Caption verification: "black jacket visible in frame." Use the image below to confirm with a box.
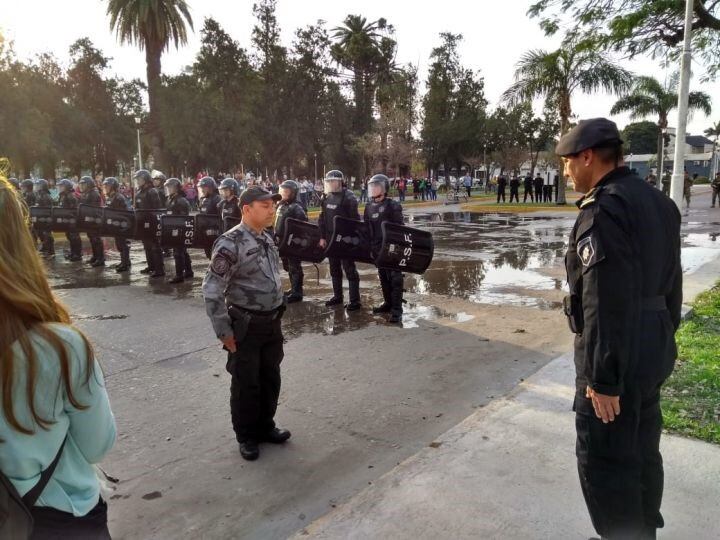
[167,193,191,216]
[105,192,130,211]
[58,192,79,209]
[274,200,308,241]
[80,189,102,207]
[199,193,222,215]
[34,192,54,207]
[509,178,520,190]
[363,196,403,251]
[318,189,360,239]
[22,191,37,207]
[565,166,682,396]
[218,197,241,222]
[135,187,162,210]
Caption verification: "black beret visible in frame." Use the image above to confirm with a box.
[556,118,623,157]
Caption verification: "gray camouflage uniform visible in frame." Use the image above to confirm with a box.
[202,222,284,338]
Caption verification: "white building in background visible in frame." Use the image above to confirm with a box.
[624,128,718,179]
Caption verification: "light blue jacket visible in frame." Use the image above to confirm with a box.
[0,323,116,516]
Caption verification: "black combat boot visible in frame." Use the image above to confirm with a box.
[115,263,131,273]
[325,275,344,306]
[346,279,361,311]
[259,427,291,444]
[286,273,303,303]
[238,440,260,461]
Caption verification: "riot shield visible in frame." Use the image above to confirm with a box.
[134,210,162,242]
[278,218,325,263]
[374,222,434,274]
[160,215,195,248]
[76,204,104,234]
[103,207,136,238]
[29,207,53,230]
[222,216,241,232]
[324,216,373,264]
[193,213,222,249]
[50,208,78,232]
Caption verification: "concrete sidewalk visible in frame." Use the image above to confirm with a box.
[294,245,720,539]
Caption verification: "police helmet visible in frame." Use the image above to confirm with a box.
[198,176,217,191]
[165,177,182,196]
[368,174,390,199]
[57,178,74,193]
[78,176,95,192]
[102,177,120,192]
[279,179,299,201]
[21,179,34,191]
[219,178,240,197]
[324,169,344,193]
[134,169,152,188]
[8,177,19,190]
[151,170,167,183]
[33,179,49,192]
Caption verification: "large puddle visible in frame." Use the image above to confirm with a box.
[46,213,720,329]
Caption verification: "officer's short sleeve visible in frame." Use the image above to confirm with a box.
[202,236,239,338]
[580,200,637,396]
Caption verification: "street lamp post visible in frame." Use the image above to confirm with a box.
[135,117,142,170]
[314,152,318,182]
[657,128,667,190]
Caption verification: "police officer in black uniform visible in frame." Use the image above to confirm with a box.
[317,170,362,311]
[509,175,520,203]
[102,177,132,273]
[533,173,544,202]
[134,169,165,278]
[152,170,167,209]
[218,178,242,231]
[558,118,682,540]
[496,175,507,203]
[78,176,105,267]
[33,179,55,258]
[198,176,222,258]
[274,180,308,303]
[56,179,83,262]
[523,173,534,202]
[20,179,38,245]
[165,177,194,284]
[364,174,405,323]
[202,186,289,461]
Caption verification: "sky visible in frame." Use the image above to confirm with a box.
[1,0,718,137]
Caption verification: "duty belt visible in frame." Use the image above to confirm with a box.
[641,296,667,311]
[228,304,284,324]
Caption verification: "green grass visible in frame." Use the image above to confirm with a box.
[662,283,720,444]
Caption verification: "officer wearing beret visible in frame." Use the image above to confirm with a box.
[558,118,683,539]
[202,186,291,461]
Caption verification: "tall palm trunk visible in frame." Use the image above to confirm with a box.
[145,41,164,168]
[556,92,572,205]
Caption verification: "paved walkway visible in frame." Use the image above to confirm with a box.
[294,198,720,540]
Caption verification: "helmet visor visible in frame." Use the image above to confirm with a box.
[369,183,385,199]
[279,187,294,200]
[324,179,341,193]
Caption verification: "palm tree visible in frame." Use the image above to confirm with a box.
[331,15,384,137]
[106,0,193,167]
[611,75,711,188]
[502,42,632,203]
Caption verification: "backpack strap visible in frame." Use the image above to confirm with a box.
[21,436,67,508]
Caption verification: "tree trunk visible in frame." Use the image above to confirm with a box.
[145,42,164,169]
[556,92,572,205]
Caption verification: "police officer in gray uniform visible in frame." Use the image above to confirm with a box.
[202,186,291,461]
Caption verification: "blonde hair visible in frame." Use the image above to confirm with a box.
[0,169,94,434]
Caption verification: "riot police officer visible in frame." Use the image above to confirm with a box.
[523,173,534,203]
[134,169,165,278]
[33,179,55,258]
[509,175,520,203]
[317,170,361,311]
[274,180,308,303]
[102,177,132,273]
[56,179,83,262]
[165,177,194,284]
[558,118,682,539]
[8,177,19,191]
[20,179,38,245]
[202,186,290,461]
[218,178,242,231]
[496,175,507,203]
[152,170,167,208]
[78,176,105,267]
[198,176,222,258]
[364,174,405,323]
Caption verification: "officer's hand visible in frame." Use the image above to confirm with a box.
[318,238,327,249]
[587,386,620,423]
[221,335,237,353]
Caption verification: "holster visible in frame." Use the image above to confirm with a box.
[563,294,584,334]
[228,305,252,344]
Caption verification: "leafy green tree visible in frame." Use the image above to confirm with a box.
[622,121,664,155]
[528,1,720,79]
[611,75,711,185]
[106,0,194,167]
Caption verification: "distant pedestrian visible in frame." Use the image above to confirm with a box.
[711,172,720,208]
[397,177,406,202]
[683,171,693,209]
[430,177,438,200]
[462,173,472,198]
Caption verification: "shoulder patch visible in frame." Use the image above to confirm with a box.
[577,236,596,267]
